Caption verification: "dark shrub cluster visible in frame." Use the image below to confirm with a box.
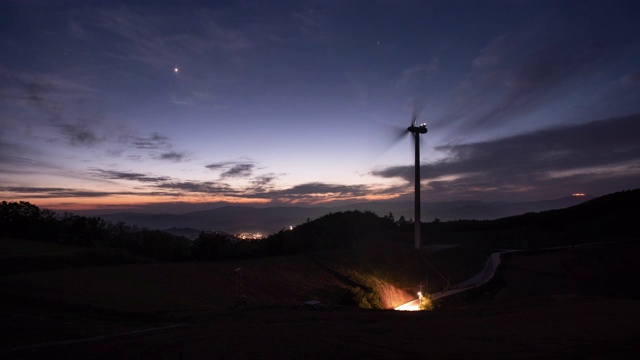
[0,201,191,261]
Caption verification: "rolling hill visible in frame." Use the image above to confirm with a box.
[95,195,592,234]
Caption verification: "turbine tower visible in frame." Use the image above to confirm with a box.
[407,116,427,250]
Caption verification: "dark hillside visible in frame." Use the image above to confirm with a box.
[264,211,400,253]
[423,189,640,248]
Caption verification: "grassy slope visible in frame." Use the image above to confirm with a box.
[3,239,640,353]
[1,232,496,350]
[0,239,347,349]
[0,216,517,318]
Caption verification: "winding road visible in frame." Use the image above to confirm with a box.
[395,250,513,310]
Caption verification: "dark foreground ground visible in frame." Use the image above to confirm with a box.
[5,297,639,359]
[3,242,640,359]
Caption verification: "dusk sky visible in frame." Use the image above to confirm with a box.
[1,0,639,212]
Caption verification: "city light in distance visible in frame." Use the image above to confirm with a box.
[235,225,295,240]
[235,232,264,240]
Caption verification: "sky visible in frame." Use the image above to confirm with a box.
[1,0,639,213]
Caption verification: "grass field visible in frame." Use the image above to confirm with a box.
[2,237,640,358]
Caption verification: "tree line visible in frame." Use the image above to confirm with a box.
[1,201,194,261]
[0,202,408,262]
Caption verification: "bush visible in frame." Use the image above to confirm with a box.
[352,287,382,309]
[419,293,435,311]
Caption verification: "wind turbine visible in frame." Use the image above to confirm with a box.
[402,106,428,250]
[379,101,428,249]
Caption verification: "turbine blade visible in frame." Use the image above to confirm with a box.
[365,121,409,161]
[396,127,410,143]
[388,125,410,149]
[385,119,409,142]
[412,97,427,125]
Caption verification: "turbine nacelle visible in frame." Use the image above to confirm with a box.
[408,123,428,134]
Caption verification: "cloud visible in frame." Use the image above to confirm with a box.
[0,69,106,148]
[68,20,87,39]
[290,7,332,43]
[437,21,638,136]
[129,132,170,150]
[22,81,62,119]
[91,169,170,183]
[206,161,255,178]
[223,163,254,178]
[197,15,253,50]
[155,151,187,162]
[256,182,371,203]
[0,187,144,198]
[400,59,440,78]
[396,58,440,102]
[111,131,188,163]
[0,70,99,152]
[4,178,236,200]
[0,138,49,170]
[155,180,235,195]
[1,69,96,117]
[249,174,278,192]
[372,114,640,200]
[56,122,102,146]
[83,5,262,109]
[472,35,506,68]
[95,6,253,73]
[88,168,250,197]
[472,41,608,127]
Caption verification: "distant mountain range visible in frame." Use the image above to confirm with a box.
[96,195,592,235]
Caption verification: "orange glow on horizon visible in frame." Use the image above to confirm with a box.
[3,186,408,211]
[6,195,272,211]
[277,192,404,206]
[572,193,586,197]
